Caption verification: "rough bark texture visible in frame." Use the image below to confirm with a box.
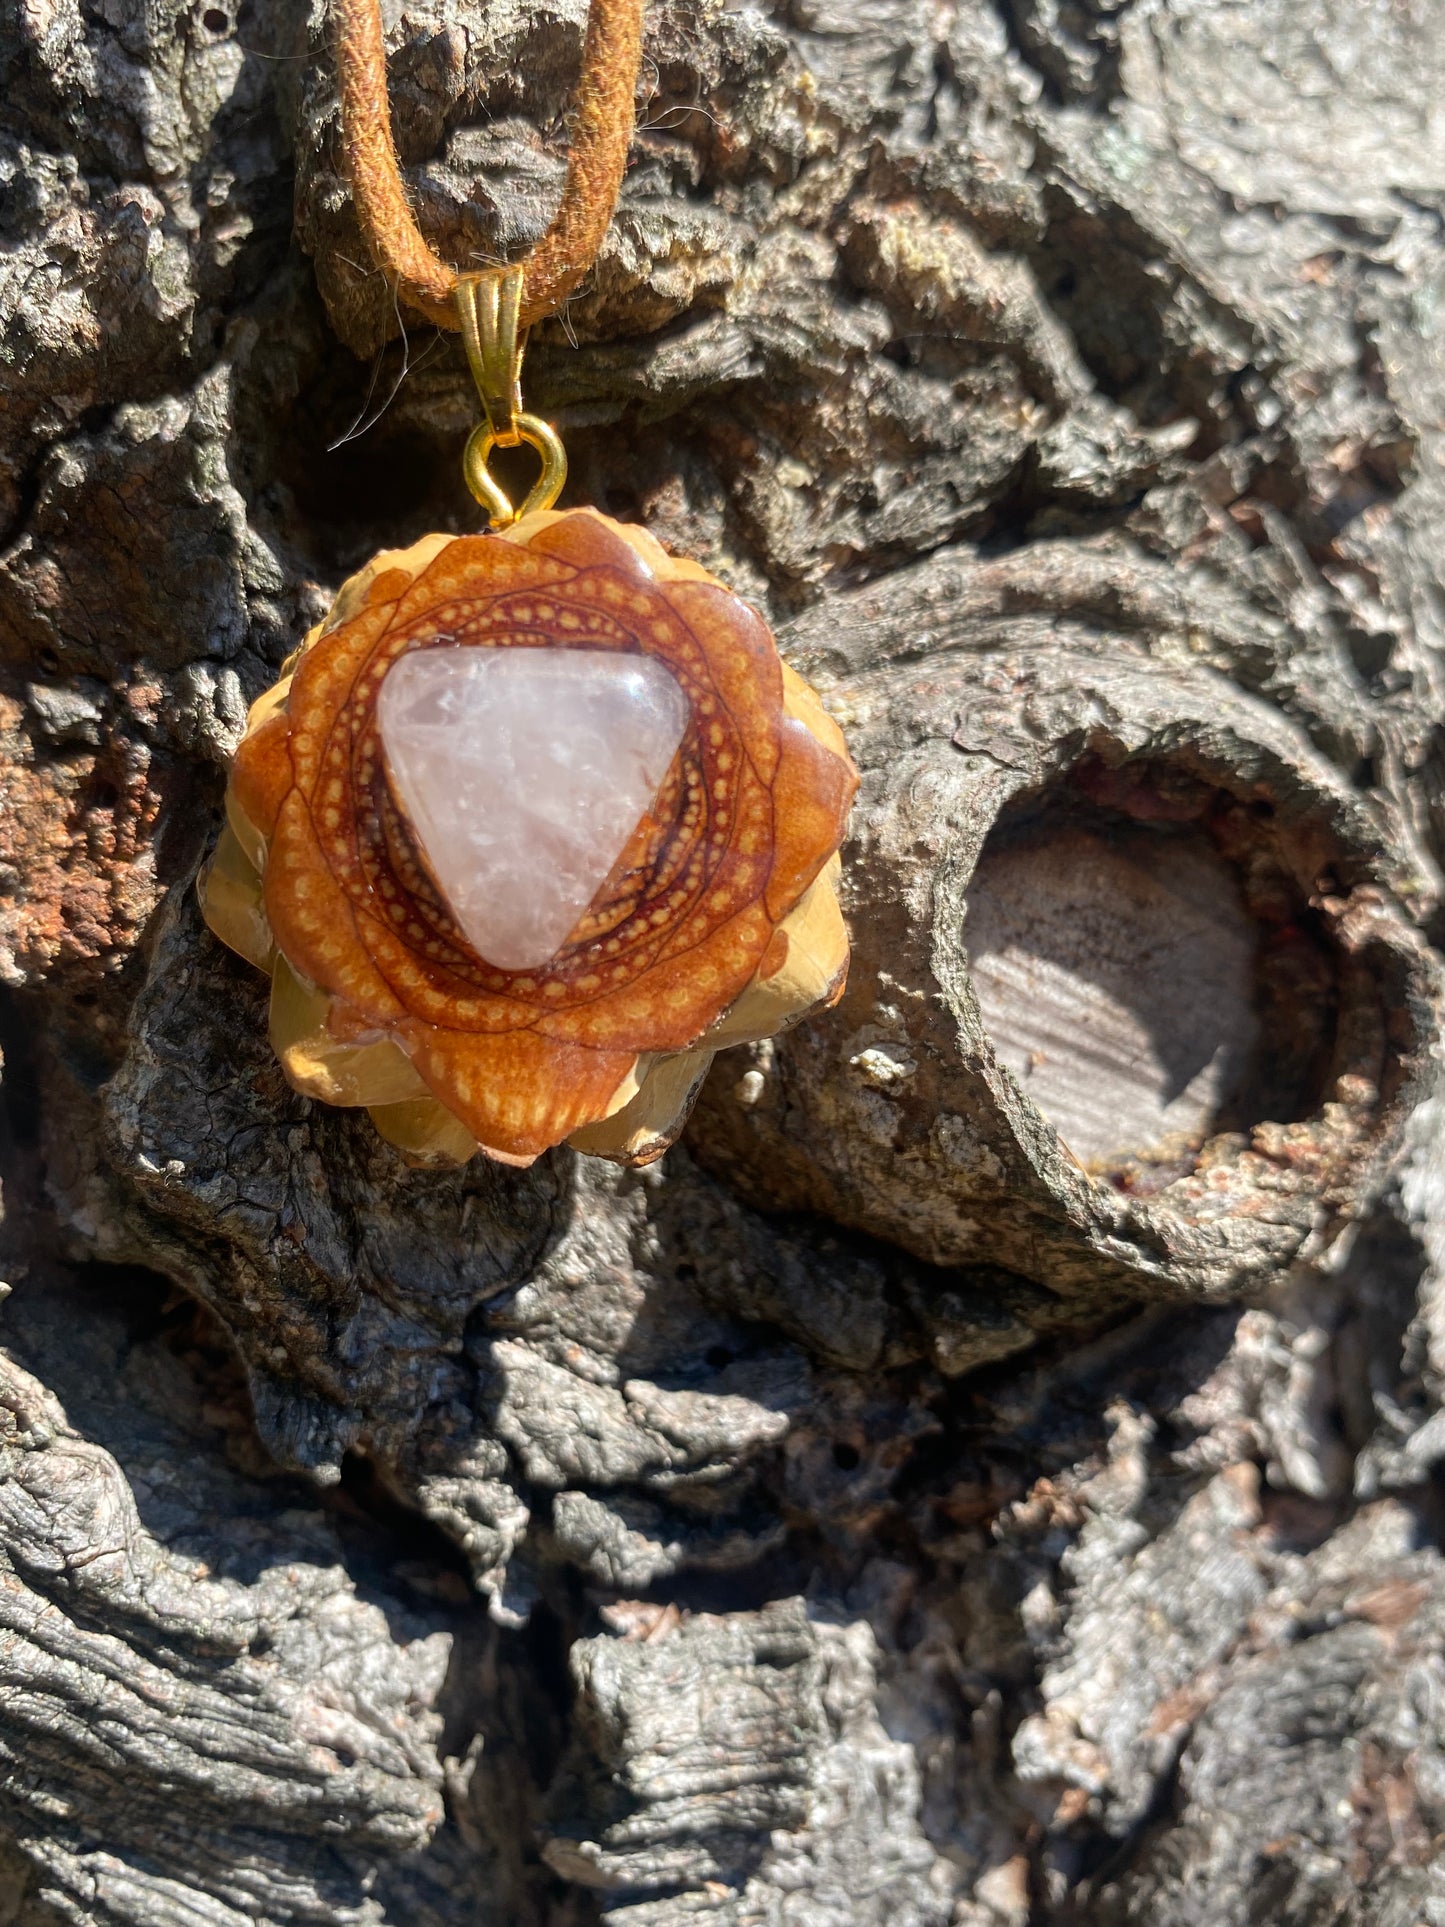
[4,0,1445,1921]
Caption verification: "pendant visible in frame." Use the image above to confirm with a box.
[199,269,858,1168]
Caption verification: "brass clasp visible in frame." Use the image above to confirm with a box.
[454,265,567,527]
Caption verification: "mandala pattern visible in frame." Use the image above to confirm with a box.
[201,508,858,1166]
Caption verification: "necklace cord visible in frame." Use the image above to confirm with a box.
[333,0,645,330]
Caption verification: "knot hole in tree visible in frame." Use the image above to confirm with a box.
[962,753,1340,1190]
[689,665,1438,1308]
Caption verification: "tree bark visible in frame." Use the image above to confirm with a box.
[4,0,1445,1921]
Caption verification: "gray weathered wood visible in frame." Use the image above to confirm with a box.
[4,0,1445,1920]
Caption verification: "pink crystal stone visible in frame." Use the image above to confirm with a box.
[377,645,690,972]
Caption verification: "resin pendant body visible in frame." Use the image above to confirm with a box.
[201,509,858,1168]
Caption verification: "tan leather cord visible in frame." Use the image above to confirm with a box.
[333,0,645,329]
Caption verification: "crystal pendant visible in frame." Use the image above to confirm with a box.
[377,645,689,971]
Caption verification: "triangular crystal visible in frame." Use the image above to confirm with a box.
[377,646,689,971]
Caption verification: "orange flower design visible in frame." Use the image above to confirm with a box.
[200,509,857,1166]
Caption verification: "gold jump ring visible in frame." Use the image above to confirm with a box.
[462,412,568,528]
